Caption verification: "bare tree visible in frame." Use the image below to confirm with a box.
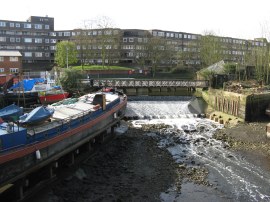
[72,16,121,68]
[199,31,223,68]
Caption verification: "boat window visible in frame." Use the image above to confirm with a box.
[0,138,2,151]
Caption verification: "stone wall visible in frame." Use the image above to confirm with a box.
[201,89,270,122]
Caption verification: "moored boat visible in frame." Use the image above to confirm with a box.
[5,78,69,106]
[0,104,23,121]
[19,106,54,125]
[38,91,70,105]
[0,90,127,197]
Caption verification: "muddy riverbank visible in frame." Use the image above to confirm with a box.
[214,121,270,171]
[27,119,270,202]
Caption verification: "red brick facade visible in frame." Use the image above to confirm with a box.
[0,51,22,85]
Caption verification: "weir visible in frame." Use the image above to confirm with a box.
[126,96,270,201]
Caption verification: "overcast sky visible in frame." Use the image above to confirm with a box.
[1,0,270,40]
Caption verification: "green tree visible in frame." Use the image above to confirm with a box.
[59,69,84,92]
[55,41,78,68]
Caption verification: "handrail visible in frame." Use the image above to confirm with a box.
[80,79,209,88]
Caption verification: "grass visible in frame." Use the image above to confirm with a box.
[72,65,133,71]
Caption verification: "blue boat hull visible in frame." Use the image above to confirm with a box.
[0,94,127,189]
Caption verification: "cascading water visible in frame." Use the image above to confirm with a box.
[126,96,270,202]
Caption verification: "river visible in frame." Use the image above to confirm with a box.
[25,96,270,202]
[126,96,270,202]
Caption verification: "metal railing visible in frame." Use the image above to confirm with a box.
[81,79,209,88]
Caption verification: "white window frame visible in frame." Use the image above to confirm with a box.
[24,38,32,43]
[35,38,42,43]
[35,52,42,57]
[0,68,4,72]
[0,37,6,42]
[24,23,31,28]
[10,56,18,62]
[0,22,6,27]
[64,32,70,36]
[10,68,19,73]
[35,24,42,29]
[24,52,32,57]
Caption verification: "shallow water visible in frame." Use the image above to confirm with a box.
[126,97,270,202]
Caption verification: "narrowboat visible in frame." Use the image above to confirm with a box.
[0,90,127,197]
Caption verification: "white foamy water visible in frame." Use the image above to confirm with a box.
[126,98,270,202]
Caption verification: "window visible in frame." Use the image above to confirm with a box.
[24,38,32,43]
[64,32,70,36]
[10,23,14,27]
[50,46,56,50]
[45,52,50,57]
[10,57,18,62]
[35,38,42,43]
[45,25,49,29]
[24,52,32,57]
[0,37,6,42]
[10,38,15,42]
[129,38,134,42]
[24,23,31,28]
[16,46,23,49]
[0,57,3,61]
[123,38,127,42]
[50,39,56,43]
[16,38,20,42]
[35,52,42,57]
[0,68,4,72]
[104,30,112,35]
[50,32,56,36]
[158,32,164,37]
[0,22,6,27]
[10,68,19,73]
[45,39,49,43]
[35,24,42,29]
[16,23,20,28]
[6,31,15,35]
[58,32,63,36]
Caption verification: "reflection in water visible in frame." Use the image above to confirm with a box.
[126,97,270,202]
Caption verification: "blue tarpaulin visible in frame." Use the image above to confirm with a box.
[9,78,45,91]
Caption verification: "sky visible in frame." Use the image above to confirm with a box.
[1,0,270,40]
